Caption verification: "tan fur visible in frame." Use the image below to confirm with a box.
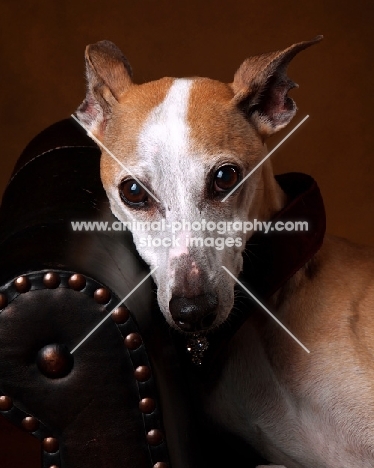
[100,78,174,192]
[204,236,374,467]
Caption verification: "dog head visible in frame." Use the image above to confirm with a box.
[76,36,322,333]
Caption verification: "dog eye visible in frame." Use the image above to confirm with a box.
[214,165,239,192]
[119,179,148,206]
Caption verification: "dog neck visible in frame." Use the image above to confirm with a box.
[253,159,289,222]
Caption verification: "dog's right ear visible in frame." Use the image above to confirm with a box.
[76,40,133,137]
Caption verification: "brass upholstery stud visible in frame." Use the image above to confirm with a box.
[146,429,164,446]
[0,396,12,411]
[43,272,60,289]
[0,293,7,309]
[43,437,59,453]
[111,305,130,324]
[22,416,39,432]
[124,333,142,350]
[14,276,31,293]
[68,274,86,291]
[139,398,156,414]
[134,366,151,382]
[37,344,74,379]
[93,287,111,304]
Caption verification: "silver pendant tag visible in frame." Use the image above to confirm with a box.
[186,333,209,365]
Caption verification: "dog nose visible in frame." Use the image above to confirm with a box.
[169,294,218,332]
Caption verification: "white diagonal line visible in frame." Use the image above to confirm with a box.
[222,266,310,353]
[70,266,158,354]
[71,114,160,203]
[221,115,309,202]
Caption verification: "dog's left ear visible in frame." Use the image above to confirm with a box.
[231,36,323,138]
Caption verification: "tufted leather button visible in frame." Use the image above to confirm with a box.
[68,273,86,290]
[22,416,39,432]
[0,396,12,411]
[153,463,168,468]
[49,465,60,468]
[37,344,73,378]
[43,272,60,289]
[124,332,142,350]
[0,293,7,309]
[43,437,59,453]
[14,276,31,293]
[111,305,130,324]
[146,429,164,446]
[93,287,111,304]
[134,365,151,382]
[139,398,156,414]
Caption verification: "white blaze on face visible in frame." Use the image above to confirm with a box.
[136,79,204,224]
[168,229,189,260]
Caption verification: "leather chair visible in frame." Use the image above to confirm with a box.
[0,119,270,468]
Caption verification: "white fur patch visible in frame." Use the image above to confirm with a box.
[137,78,199,218]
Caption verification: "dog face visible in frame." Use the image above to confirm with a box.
[99,77,265,332]
[76,37,322,333]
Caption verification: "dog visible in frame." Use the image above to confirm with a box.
[75,37,374,467]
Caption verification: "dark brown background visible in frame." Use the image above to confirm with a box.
[0,0,373,466]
